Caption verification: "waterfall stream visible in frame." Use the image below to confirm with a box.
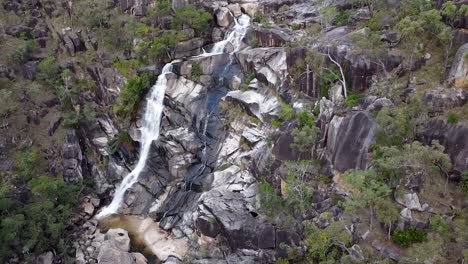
[97,13,251,219]
[96,63,175,219]
[206,14,250,55]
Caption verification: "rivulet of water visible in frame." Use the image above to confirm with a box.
[208,14,251,55]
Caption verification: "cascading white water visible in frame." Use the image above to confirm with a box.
[97,13,251,219]
[208,14,251,55]
[96,63,175,219]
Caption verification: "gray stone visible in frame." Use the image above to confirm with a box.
[257,224,275,249]
[237,48,288,92]
[216,7,234,28]
[227,4,242,17]
[326,111,376,172]
[422,88,467,113]
[174,38,204,58]
[104,228,131,252]
[448,43,468,88]
[347,244,364,261]
[372,240,400,261]
[328,82,344,104]
[223,90,280,121]
[36,251,53,264]
[395,192,423,211]
[421,120,468,174]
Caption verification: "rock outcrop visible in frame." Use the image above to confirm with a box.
[448,42,468,88]
[325,111,376,172]
[421,120,468,174]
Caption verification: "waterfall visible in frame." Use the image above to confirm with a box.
[96,62,175,219]
[97,13,251,219]
[206,14,251,55]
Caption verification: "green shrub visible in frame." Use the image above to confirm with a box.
[250,37,259,48]
[0,176,80,261]
[113,59,142,79]
[278,4,289,13]
[62,104,95,128]
[279,104,295,121]
[275,259,289,264]
[271,119,282,127]
[0,89,16,116]
[291,125,320,154]
[297,111,315,128]
[191,63,202,80]
[131,22,151,36]
[335,9,355,26]
[114,72,157,122]
[8,39,39,66]
[62,111,80,128]
[148,0,172,19]
[15,148,40,182]
[392,228,427,247]
[172,5,212,34]
[245,73,256,84]
[318,67,339,98]
[258,181,283,217]
[318,175,333,184]
[291,23,301,30]
[462,171,468,195]
[345,91,363,107]
[313,104,320,116]
[108,131,132,154]
[149,31,188,61]
[37,56,61,87]
[447,112,459,124]
[368,12,387,31]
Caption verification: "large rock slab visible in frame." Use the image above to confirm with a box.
[421,120,468,174]
[237,47,288,92]
[448,42,468,88]
[250,24,294,47]
[326,111,376,172]
[97,228,144,264]
[223,90,280,121]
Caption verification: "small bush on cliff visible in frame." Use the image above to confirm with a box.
[279,104,295,121]
[291,125,320,156]
[113,59,142,79]
[172,5,212,34]
[258,181,284,217]
[345,91,363,107]
[303,221,352,262]
[148,31,188,61]
[297,111,315,128]
[291,23,301,30]
[392,228,427,247]
[8,39,39,66]
[108,131,133,154]
[191,63,202,81]
[16,147,40,182]
[0,89,16,117]
[461,171,468,195]
[114,72,156,124]
[37,56,61,87]
[148,0,172,20]
[447,112,459,124]
[335,9,355,26]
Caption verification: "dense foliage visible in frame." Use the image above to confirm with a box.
[114,72,157,123]
[1,148,81,261]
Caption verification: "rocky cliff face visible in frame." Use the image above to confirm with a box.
[1,0,468,263]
